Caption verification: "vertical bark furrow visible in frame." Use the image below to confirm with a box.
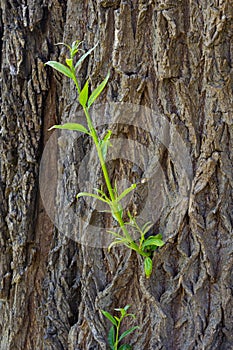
[0,1,66,349]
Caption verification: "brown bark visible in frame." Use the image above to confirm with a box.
[0,1,233,349]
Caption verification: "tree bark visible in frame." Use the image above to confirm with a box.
[0,1,233,349]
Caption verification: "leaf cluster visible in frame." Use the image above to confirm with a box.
[46,40,109,110]
[101,305,139,350]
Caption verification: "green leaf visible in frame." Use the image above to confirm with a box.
[48,123,90,135]
[55,42,71,50]
[77,192,109,203]
[108,238,129,251]
[124,305,131,312]
[101,310,117,326]
[144,257,153,279]
[100,130,112,161]
[87,71,110,108]
[119,326,139,342]
[125,313,136,319]
[45,61,73,79]
[103,129,112,142]
[118,345,132,350]
[114,305,131,317]
[75,43,98,69]
[71,40,83,57]
[142,237,165,249]
[116,184,136,203]
[141,222,153,234]
[93,187,110,201]
[101,140,110,161]
[107,326,115,350]
[72,40,80,49]
[65,58,73,68]
[79,80,89,107]
[106,230,125,240]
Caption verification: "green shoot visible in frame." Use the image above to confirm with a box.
[45,41,165,278]
[101,305,139,350]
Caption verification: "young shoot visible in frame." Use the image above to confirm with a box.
[45,40,165,278]
[101,305,139,350]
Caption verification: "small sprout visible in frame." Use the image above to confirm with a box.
[101,305,139,350]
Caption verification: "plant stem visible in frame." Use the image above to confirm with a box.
[114,318,121,350]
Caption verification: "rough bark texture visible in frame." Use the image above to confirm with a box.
[0,1,233,349]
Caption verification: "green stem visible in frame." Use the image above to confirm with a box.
[114,318,121,350]
[83,106,114,197]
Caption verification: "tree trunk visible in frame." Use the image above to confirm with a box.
[0,1,232,349]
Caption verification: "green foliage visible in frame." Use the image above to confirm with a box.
[144,257,153,279]
[45,61,73,79]
[101,305,138,350]
[48,122,90,135]
[100,130,112,161]
[108,326,115,349]
[46,41,165,278]
[75,42,98,69]
[87,71,110,109]
[79,79,89,107]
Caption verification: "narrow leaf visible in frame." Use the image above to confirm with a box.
[108,238,129,251]
[45,61,73,79]
[65,58,73,68]
[124,305,131,312]
[119,326,139,342]
[48,123,90,135]
[55,42,71,50]
[107,326,115,350]
[100,140,111,161]
[116,184,136,203]
[100,130,112,161]
[103,129,112,142]
[101,310,117,326]
[71,40,82,57]
[77,192,109,203]
[141,221,153,234]
[142,237,165,249]
[87,71,110,108]
[125,313,136,319]
[144,257,153,279]
[93,188,110,201]
[106,230,125,239]
[79,80,89,107]
[72,40,79,49]
[75,43,98,69]
[114,316,120,322]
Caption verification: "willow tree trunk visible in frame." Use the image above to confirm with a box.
[0,1,232,349]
